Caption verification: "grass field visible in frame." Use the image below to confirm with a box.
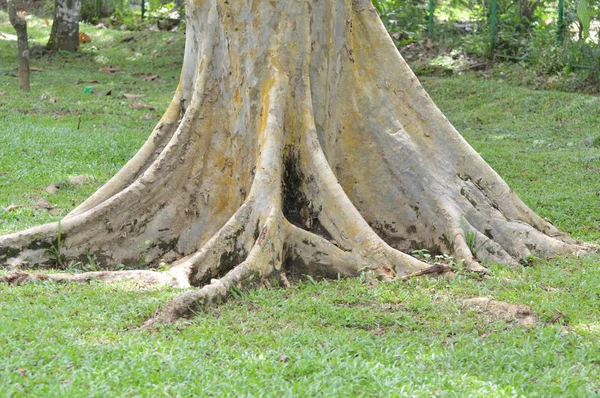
[1,12,599,397]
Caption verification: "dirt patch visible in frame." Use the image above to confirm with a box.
[461,297,538,327]
[69,175,91,186]
[335,301,403,313]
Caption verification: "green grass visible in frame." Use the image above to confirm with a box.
[0,263,598,396]
[1,12,599,397]
[0,13,181,232]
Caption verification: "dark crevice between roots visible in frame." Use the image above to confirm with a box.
[282,149,333,241]
[282,242,343,280]
[369,221,444,257]
[188,250,248,288]
[217,248,248,277]
[369,221,407,251]
[1,235,61,270]
[0,246,22,262]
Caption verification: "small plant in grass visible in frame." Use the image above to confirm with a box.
[45,219,64,267]
[521,254,542,266]
[65,260,84,273]
[63,251,99,273]
[411,249,457,265]
[434,253,455,264]
[85,250,99,272]
[411,248,432,262]
[230,284,244,299]
[115,263,129,271]
[156,262,170,272]
[304,274,319,286]
[460,215,477,256]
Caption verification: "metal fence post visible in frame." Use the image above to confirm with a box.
[428,0,435,38]
[490,0,498,52]
[557,0,564,44]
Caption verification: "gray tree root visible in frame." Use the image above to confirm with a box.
[1,0,590,326]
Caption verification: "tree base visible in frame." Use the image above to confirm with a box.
[0,0,590,326]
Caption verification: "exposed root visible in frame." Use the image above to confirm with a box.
[470,229,519,267]
[399,263,453,280]
[67,90,184,218]
[449,225,491,274]
[2,268,189,287]
[284,222,364,278]
[177,201,255,286]
[144,208,284,328]
[297,76,429,276]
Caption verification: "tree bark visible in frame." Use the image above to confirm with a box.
[46,0,81,52]
[8,0,30,92]
[0,0,587,325]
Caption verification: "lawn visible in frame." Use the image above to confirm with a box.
[1,12,599,397]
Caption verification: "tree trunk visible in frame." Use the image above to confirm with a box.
[8,0,30,92]
[46,0,81,52]
[0,0,586,326]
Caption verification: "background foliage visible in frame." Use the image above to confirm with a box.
[374,0,600,91]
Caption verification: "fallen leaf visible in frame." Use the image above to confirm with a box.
[45,184,59,194]
[76,80,99,84]
[40,93,48,100]
[141,113,159,119]
[129,102,156,111]
[3,205,22,212]
[69,175,90,186]
[166,37,174,44]
[546,312,567,325]
[462,297,538,327]
[123,93,146,99]
[29,67,43,72]
[0,32,17,41]
[79,32,92,44]
[0,91,6,96]
[381,265,394,277]
[95,89,112,97]
[374,265,395,282]
[35,198,55,210]
[278,353,290,363]
[100,66,120,73]
[140,74,164,82]
[0,171,9,176]
[49,97,58,103]
[17,368,27,376]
